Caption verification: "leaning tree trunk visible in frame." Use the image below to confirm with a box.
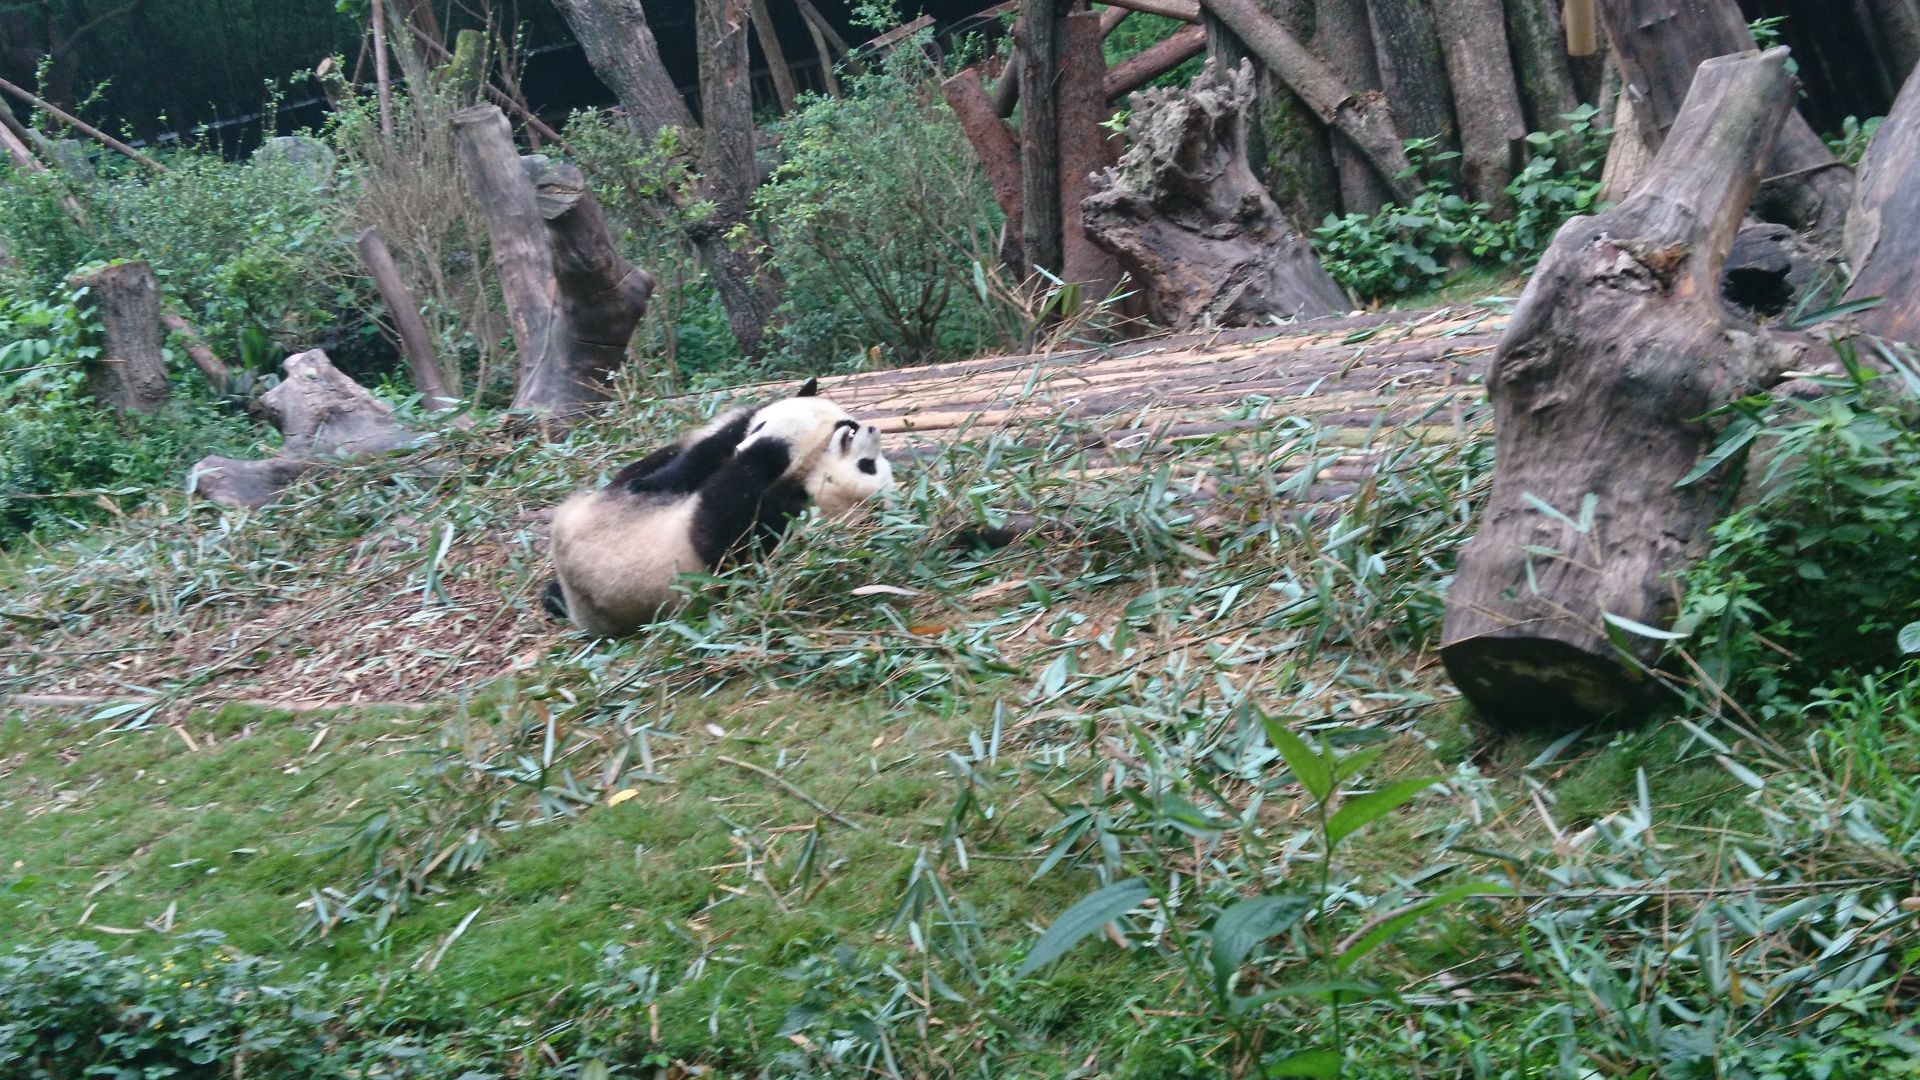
[1430,0,1529,214]
[453,105,654,414]
[1440,48,1827,728]
[191,350,420,509]
[1843,60,1920,342]
[1598,0,1854,247]
[1316,0,1392,215]
[70,261,170,415]
[1084,60,1347,329]
[1200,0,1423,204]
[548,0,694,140]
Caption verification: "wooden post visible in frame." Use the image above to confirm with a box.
[70,262,170,415]
[1019,0,1064,275]
[747,0,799,111]
[358,227,457,414]
[371,0,395,139]
[800,3,841,97]
[1103,24,1206,100]
[1059,11,1121,302]
[1440,49,1822,729]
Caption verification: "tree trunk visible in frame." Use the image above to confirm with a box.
[1369,0,1458,159]
[1440,48,1822,729]
[1020,0,1065,275]
[1844,60,1920,343]
[1317,0,1392,214]
[1870,0,1920,90]
[1106,23,1207,99]
[747,0,799,112]
[1503,0,1582,129]
[549,0,695,140]
[453,105,654,414]
[358,226,458,414]
[1061,12,1123,301]
[1210,0,1337,233]
[942,68,1025,270]
[1431,0,1529,213]
[1597,86,1654,201]
[371,0,395,139]
[694,0,782,354]
[1597,0,1854,246]
[71,261,170,416]
[190,350,419,509]
[801,5,841,97]
[1199,0,1422,204]
[1084,60,1348,328]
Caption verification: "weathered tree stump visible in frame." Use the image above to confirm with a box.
[1441,49,1827,728]
[70,261,170,415]
[1598,0,1853,247]
[453,104,653,415]
[190,350,420,508]
[1084,60,1347,329]
[1843,59,1920,343]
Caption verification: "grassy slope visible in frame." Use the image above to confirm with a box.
[3,324,1917,1077]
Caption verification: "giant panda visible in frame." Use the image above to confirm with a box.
[544,379,894,636]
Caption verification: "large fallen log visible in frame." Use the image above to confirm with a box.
[1440,48,1826,728]
[1084,60,1347,328]
[190,350,421,509]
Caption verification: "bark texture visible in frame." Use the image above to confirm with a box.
[453,105,653,414]
[191,350,420,509]
[358,226,456,413]
[1844,59,1920,342]
[1369,0,1458,157]
[1503,0,1581,129]
[941,68,1025,270]
[695,0,782,354]
[1083,60,1347,328]
[746,0,799,112]
[71,261,170,415]
[1199,0,1422,204]
[1315,0,1391,214]
[1060,12,1123,301]
[1598,0,1854,246]
[548,0,694,139]
[1106,23,1207,99]
[1431,0,1529,213]
[1440,49,1820,729]
[1020,0,1065,274]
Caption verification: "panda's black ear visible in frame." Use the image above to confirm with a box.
[797,376,819,397]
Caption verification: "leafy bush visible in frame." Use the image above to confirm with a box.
[1674,346,1920,715]
[1316,106,1611,299]
[756,45,1006,368]
[0,287,258,545]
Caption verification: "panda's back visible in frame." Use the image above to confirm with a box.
[551,488,703,635]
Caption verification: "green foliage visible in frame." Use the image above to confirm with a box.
[0,286,257,545]
[1316,107,1611,299]
[756,51,1006,368]
[1825,115,1885,167]
[1675,345,1920,715]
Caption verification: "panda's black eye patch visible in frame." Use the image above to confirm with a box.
[858,459,877,475]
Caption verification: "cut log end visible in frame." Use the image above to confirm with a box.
[1441,635,1659,730]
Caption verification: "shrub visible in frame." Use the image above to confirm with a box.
[1674,345,1920,716]
[1315,106,1611,300]
[0,287,258,546]
[755,44,1006,368]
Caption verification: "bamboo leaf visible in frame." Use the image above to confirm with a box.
[1209,894,1314,997]
[1263,718,1331,803]
[1263,1049,1344,1077]
[1325,777,1440,849]
[1336,882,1511,971]
[1016,878,1150,977]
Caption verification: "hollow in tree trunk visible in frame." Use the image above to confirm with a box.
[1440,48,1828,729]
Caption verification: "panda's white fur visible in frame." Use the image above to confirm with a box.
[547,383,891,636]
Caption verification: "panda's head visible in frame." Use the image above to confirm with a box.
[740,379,893,517]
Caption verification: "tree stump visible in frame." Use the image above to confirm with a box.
[190,350,420,509]
[70,261,170,416]
[1440,49,1828,729]
[1083,60,1347,329]
[452,105,654,415]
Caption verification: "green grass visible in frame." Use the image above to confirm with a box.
[3,361,1917,1077]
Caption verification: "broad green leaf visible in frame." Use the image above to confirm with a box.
[1336,882,1512,971]
[1210,895,1314,997]
[1325,777,1441,849]
[1264,718,1332,803]
[1016,878,1150,978]
[1899,621,1920,655]
[1263,1048,1344,1078]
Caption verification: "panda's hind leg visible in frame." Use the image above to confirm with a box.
[542,577,569,621]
